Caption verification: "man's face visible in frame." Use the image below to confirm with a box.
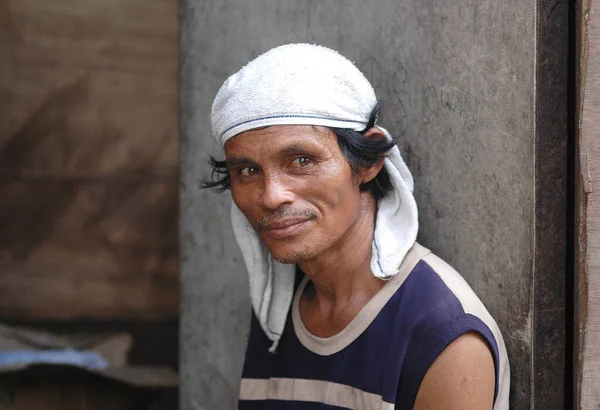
[225,125,364,264]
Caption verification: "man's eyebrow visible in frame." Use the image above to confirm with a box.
[225,156,255,167]
[279,143,317,155]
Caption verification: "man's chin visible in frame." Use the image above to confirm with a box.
[267,248,310,265]
[272,257,298,265]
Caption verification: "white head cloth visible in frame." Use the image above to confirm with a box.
[211,44,418,352]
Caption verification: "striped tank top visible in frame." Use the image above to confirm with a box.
[239,243,510,409]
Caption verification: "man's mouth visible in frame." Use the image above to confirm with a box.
[260,218,311,239]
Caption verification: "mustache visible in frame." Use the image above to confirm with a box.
[257,207,317,230]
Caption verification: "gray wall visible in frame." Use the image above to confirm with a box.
[180,1,565,409]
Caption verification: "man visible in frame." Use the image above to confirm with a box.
[204,44,510,409]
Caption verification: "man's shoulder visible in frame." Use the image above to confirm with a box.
[391,257,467,327]
[393,247,510,409]
[418,251,497,324]
[388,246,500,338]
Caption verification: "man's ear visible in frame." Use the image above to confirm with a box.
[359,127,387,185]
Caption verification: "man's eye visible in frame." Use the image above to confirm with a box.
[292,157,312,167]
[240,167,259,177]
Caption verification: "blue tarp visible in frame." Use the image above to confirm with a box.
[0,348,109,370]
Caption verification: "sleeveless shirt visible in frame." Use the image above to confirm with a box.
[239,243,510,410]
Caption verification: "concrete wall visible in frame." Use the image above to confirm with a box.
[180,1,568,408]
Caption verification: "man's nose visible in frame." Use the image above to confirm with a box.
[260,173,295,210]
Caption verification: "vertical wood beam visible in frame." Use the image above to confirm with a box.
[575,0,600,408]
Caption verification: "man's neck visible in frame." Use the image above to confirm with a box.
[297,194,386,337]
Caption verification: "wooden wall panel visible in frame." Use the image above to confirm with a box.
[0,0,178,320]
[576,0,600,407]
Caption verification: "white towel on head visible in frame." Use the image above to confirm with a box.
[211,43,376,143]
[211,43,419,352]
[370,127,418,279]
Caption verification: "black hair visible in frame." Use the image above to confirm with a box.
[199,102,396,201]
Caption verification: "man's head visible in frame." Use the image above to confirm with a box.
[203,43,418,345]
[206,43,417,275]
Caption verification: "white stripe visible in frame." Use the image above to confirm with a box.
[240,377,395,410]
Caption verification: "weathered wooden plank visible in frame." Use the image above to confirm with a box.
[0,0,178,320]
[534,0,570,407]
[0,370,177,410]
[575,0,600,407]
[0,179,179,320]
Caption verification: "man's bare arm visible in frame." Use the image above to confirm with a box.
[413,332,495,410]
